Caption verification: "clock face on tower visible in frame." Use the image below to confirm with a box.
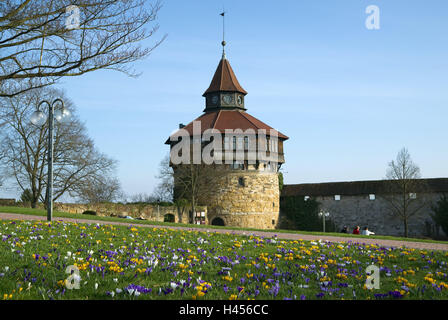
[211,95,219,105]
[222,94,233,104]
[237,95,243,105]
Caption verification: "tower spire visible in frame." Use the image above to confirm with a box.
[220,11,226,59]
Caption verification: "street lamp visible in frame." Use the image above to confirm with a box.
[318,210,330,233]
[30,99,71,221]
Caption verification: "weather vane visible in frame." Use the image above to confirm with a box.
[220,10,226,58]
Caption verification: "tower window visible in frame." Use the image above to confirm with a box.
[270,139,278,152]
[238,177,245,187]
[237,137,243,150]
[224,137,230,150]
[244,136,249,150]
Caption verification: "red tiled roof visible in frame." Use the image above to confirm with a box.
[203,58,247,96]
[166,110,288,144]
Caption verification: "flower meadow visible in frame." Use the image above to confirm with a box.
[0,219,448,300]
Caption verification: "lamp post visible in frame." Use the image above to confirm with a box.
[30,99,70,221]
[318,210,330,233]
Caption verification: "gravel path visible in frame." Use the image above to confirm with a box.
[1,212,448,251]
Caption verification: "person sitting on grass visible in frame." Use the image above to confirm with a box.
[352,226,360,235]
[361,226,375,236]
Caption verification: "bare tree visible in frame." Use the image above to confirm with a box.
[155,154,189,221]
[382,148,429,237]
[0,87,119,207]
[172,163,226,224]
[129,192,157,204]
[155,153,226,223]
[76,176,122,204]
[0,150,5,189]
[0,0,166,97]
[154,154,174,202]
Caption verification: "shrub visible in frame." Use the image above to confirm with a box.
[278,172,284,192]
[431,194,448,236]
[280,195,336,232]
[20,189,33,207]
[82,210,97,216]
[164,214,175,222]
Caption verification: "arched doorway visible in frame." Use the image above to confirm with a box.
[164,214,175,223]
[211,217,225,226]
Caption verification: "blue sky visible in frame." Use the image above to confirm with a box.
[13,0,447,200]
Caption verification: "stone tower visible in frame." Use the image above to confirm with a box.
[166,50,288,230]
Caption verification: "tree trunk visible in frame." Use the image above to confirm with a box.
[191,201,196,225]
[176,206,183,223]
[404,218,409,238]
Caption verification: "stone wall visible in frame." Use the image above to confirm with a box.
[301,193,445,238]
[0,199,16,206]
[53,202,207,224]
[202,171,280,229]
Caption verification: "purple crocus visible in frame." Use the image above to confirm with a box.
[388,290,404,299]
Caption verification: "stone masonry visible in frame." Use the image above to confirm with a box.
[311,193,445,238]
[203,171,280,229]
[53,202,207,225]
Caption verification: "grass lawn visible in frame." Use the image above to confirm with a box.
[0,206,447,245]
[0,219,447,300]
